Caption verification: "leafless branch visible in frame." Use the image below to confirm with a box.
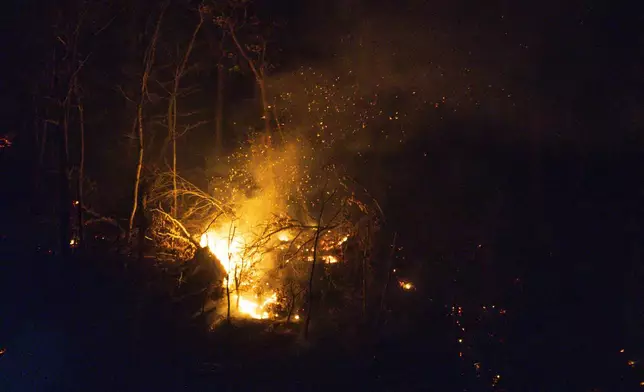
[151,207,200,248]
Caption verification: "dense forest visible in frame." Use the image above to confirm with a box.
[1,0,644,390]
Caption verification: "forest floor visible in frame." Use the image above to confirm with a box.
[0,249,474,392]
[1,242,641,391]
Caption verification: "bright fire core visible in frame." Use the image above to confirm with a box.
[200,228,277,320]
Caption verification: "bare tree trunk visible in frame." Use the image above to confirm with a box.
[128,3,167,235]
[136,181,147,263]
[228,26,271,144]
[377,232,397,327]
[129,101,145,235]
[40,50,57,167]
[226,223,236,324]
[286,282,300,323]
[234,265,239,310]
[226,275,231,323]
[171,98,177,216]
[58,110,71,257]
[77,98,85,247]
[258,74,271,140]
[168,14,203,217]
[304,225,321,339]
[286,285,294,323]
[215,48,225,156]
[304,193,330,339]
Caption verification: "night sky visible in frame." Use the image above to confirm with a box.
[1,0,644,391]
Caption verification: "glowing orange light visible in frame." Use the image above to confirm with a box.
[200,227,277,320]
[399,280,414,290]
[323,255,338,264]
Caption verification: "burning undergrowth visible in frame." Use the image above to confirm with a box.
[149,135,380,326]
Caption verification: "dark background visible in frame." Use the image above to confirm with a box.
[1,0,644,390]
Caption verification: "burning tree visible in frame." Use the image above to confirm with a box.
[137,1,391,335]
[148,134,380,333]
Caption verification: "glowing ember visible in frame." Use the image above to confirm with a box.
[0,136,12,148]
[323,255,338,264]
[399,280,414,290]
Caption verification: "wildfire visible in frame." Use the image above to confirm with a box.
[200,226,279,320]
[237,292,278,319]
[399,280,414,290]
[323,255,339,264]
[149,136,367,323]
